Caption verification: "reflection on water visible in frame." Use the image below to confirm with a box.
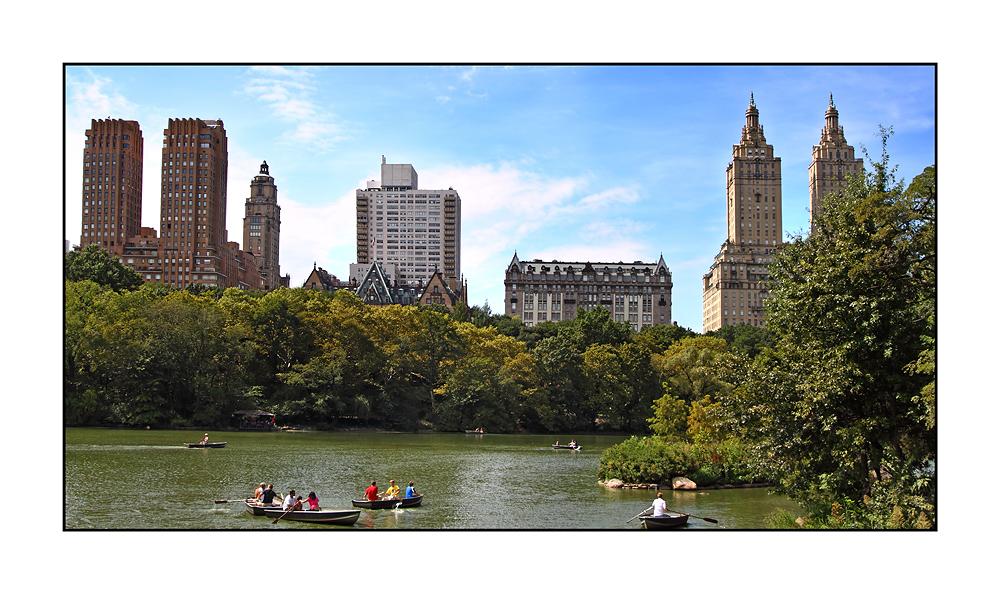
[65,428,801,530]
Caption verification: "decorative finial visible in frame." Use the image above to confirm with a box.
[829,93,835,108]
[260,160,269,175]
[750,92,755,107]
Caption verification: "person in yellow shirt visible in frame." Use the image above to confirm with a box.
[380,479,400,500]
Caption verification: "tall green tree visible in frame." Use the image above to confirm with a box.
[727,132,935,527]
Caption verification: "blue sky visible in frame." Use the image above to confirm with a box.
[64,65,935,329]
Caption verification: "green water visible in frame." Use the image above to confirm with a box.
[64,428,801,529]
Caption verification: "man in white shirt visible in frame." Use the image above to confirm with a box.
[652,492,668,517]
[282,489,298,510]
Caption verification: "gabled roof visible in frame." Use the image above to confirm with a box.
[355,261,419,306]
[418,270,460,306]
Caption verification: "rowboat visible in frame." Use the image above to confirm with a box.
[552,444,581,450]
[245,500,281,516]
[184,442,227,448]
[465,430,484,434]
[352,495,423,509]
[640,513,689,529]
[263,508,361,525]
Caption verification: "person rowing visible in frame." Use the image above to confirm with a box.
[380,479,400,500]
[260,484,281,507]
[364,481,379,501]
[405,481,420,499]
[282,489,303,511]
[202,433,210,444]
[652,492,668,517]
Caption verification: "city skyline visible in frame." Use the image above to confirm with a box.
[64,65,935,328]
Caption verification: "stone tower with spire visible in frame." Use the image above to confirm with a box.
[243,160,282,290]
[808,94,864,232]
[701,94,783,332]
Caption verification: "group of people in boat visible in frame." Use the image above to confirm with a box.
[363,479,420,501]
[251,483,320,511]
[554,439,578,447]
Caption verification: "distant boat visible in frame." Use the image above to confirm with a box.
[552,444,581,451]
[352,495,423,509]
[465,430,484,434]
[184,442,227,448]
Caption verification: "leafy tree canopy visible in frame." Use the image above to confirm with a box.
[65,244,142,292]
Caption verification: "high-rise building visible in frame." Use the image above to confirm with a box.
[156,118,259,290]
[243,161,282,290]
[504,254,673,330]
[808,94,864,232]
[702,95,783,332]
[79,119,144,255]
[356,157,462,288]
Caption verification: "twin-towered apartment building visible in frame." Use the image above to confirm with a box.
[78,117,285,292]
[75,94,862,332]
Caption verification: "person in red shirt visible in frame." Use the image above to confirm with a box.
[364,481,378,501]
[306,492,320,511]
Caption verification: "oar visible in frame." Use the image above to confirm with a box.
[626,507,653,524]
[272,506,296,524]
[215,498,251,504]
[666,506,718,524]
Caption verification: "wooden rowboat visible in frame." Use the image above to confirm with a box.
[245,500,281,516]
[465,430,484,434]
[263,508,361,525]
[184,442,227,448]
[552,444,581,450]
[640,513,689,529]
[352,495,423,509]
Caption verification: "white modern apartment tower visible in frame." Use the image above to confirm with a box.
[356,157,461,288]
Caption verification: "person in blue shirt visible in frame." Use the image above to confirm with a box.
[405,481,420,499]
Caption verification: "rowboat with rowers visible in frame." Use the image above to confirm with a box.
[351,495,423,509]
[263,508,360,525]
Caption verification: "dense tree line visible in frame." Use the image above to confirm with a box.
[64,263,724,433]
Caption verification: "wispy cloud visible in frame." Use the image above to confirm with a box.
[414,162,653,300]
[65,68,138,127]
[243,66,347,151]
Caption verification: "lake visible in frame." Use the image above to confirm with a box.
[64,428,801,529]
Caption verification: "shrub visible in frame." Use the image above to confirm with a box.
[598,436,699,484]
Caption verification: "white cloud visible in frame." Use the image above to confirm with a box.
[242,67,347,151]
[279,191,357,285]
[412,162,656,310]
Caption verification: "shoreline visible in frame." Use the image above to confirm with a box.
[599,480,773,491]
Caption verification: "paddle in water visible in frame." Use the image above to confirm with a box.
[626,507,653,523]
[665,506,718,524]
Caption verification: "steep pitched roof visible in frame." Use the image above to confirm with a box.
[354,260,419,306]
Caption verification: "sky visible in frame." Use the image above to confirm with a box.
[63,64,935,329]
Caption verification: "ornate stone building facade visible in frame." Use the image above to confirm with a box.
[702,95,783,332]
[243,161,282,290]
[356,157,461,288]
[503,254,673,330]
[808,94,864,232]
